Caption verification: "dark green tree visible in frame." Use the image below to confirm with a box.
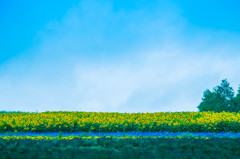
[197,79,235,112]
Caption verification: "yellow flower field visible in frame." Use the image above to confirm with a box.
[1,111,240,133]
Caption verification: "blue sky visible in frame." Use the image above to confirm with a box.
[1,0,240,113]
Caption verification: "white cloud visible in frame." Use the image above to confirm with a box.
[1,0,240,113]
[72,49,240,113]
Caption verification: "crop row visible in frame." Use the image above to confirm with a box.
[0,136,212,140]
[1,111,240,133]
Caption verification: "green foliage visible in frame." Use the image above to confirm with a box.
[1,137,240,159]
[198,79,239,113]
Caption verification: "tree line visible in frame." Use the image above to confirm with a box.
[198,79,240,113]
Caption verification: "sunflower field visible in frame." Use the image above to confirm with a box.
[1,111,240,158]
[1,111,240,133]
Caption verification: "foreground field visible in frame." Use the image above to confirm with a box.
[1,111,240,133]
[1,136,240,159]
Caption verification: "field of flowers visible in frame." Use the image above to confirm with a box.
[1,111,240,133]
[1,111,240,158]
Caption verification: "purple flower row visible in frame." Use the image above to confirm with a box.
[1,131,240,138]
